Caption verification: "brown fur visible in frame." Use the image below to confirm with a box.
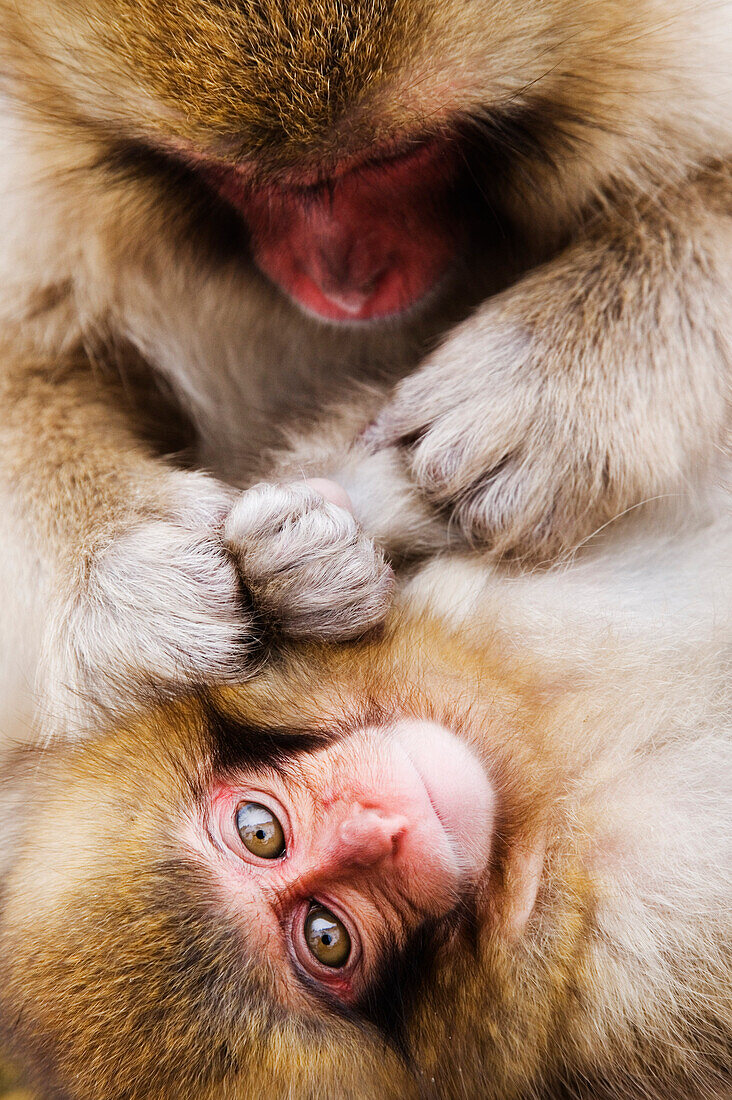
[0,0,729,735]
[1,530,729,1098]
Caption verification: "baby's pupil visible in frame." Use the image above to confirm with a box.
[304,905,351,967]
[235,802,286,859]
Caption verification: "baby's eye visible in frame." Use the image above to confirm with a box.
[304,904,351,968]
[235,801,286,859]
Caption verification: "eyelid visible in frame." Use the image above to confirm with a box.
[210,785,295,865]
[287,896,364,996]
[204,782,374,1004]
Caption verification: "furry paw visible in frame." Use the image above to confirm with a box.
[44,474,394,735]
[225,481,394,640]
[369,305,693,561]
[45,473,250,733]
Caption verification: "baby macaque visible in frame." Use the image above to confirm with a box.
[0,0,730,735]
[1,515,729,1099]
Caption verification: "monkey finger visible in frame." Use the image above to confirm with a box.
[452,453,604,561]
[361,373,444,451]
[451,457,551,556]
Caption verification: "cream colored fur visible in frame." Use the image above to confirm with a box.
[0,0,728,739]
[0,478,728,1099]
[406,508,732,1098]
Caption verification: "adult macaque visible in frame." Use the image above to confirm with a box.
[1,514,729,1099]
[0,0,730,735]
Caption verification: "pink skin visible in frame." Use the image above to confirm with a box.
[184,721,494,1008]
[301,478,355,513]
[196,140,463,322]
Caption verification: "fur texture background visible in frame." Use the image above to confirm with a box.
[0,4,728,1089]
[0,0,728,740]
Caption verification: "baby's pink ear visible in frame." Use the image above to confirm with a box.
[302,478,354,514]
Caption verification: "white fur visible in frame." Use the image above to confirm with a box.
[0,0,729,746]
[225,482,394,640]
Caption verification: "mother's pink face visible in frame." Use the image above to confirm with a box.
[184,720,495,1009]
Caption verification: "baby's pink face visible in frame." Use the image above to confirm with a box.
[184,721,495,1009]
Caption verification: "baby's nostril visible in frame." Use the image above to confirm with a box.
[390,828,404,859]
[339,808,409,867]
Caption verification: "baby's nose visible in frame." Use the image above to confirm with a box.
[338,805,409,867]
